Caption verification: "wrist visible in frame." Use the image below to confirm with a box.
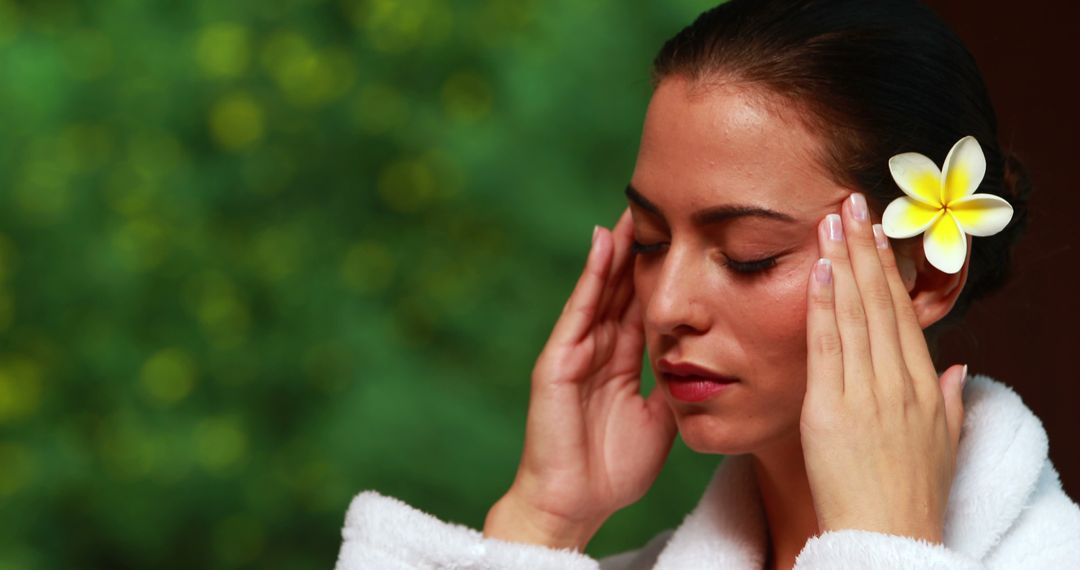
[819,518,944,545]
[483,492,607,552]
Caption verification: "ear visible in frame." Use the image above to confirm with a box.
[891,235,971,330]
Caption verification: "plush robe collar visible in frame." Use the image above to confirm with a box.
[650,373,1050,569]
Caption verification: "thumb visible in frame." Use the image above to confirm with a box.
[939,363,968,455]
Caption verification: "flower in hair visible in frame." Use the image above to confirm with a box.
[881,135,1014,274]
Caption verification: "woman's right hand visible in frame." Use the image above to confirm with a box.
[483,207,678,551]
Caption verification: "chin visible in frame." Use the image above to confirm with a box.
[674,413,762,455]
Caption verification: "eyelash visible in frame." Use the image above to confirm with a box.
[629,240,778,275]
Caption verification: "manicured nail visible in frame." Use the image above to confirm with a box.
[960,364,968,387]
[872,224,888,249]
[849,192,868,221]
[592,225,599,245]
[826,214,843,241]
[814,257,832,284]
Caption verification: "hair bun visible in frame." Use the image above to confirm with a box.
[995,148,1031,247]
[958,146,1032,327]
[1001,149,1032,207]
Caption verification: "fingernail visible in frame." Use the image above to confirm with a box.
[826,214,843,241]
[960,364,968,388]
[849,192,868,221]
[872,224,888,249]
[814,257,832,284]
[592,225,599,246]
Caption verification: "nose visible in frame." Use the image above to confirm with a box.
[643,241,711,337]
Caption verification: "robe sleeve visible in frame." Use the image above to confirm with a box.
[334,490,601,570]
[981,459,1080,567]
[792,529,983,570]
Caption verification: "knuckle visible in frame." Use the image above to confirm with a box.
[925,394,945,418]
[852,230,878,250]
[863,282,894,308]
[810,290,834,310]
[830,252,852,267]
[854,397,882,423]
[884,388,913,415]
[895,303,921,328]
[815,331,844,356]
[898,387,932,416]
[534,353,576,384]
[574,302,597,322]
[836,299,866,324]
[531,359,554,384]
[878,248,900,271]
[919,383,946,414]
[588,265,607,281]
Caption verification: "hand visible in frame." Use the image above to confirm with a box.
[801,192,967,543]
[484,207,677,550]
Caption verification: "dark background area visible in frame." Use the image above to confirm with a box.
[924,0,1080,500]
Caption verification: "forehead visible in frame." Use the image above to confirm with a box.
[631,76,847,221]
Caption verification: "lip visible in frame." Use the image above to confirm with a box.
[657,358,738,403]
[657,359,738,382]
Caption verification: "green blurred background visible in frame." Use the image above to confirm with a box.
[0,0,727,567]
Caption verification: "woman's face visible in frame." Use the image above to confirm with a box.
[630,76,859,455]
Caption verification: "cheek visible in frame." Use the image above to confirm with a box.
[734,265,811,362]
[731,268,812,432]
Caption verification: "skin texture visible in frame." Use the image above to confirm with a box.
[484,75,970,570]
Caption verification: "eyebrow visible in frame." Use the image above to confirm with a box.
[625,183,798,225]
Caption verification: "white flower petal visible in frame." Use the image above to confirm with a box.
[940,135,986,205]
[882,196,944,239]
[949,193,1014,237]
[888,152,943,207]
[923,212,968,274]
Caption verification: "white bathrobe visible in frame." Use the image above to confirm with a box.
[335,373,1080,569]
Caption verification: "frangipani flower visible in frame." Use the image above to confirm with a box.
[882,135,1014,274]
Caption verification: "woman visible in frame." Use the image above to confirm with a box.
[336,1,1080,568]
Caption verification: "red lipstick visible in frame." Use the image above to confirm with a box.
[657,359,738,403]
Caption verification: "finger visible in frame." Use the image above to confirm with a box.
[599,207,636,317]
[871,222,940,395]
[806,256,844,399]
[613,280,644,356]
[939,363,967,457]
[819,212,874,398]
[842,192,908,398]
[551,226,614,345]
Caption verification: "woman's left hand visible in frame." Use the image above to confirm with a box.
[801,191,968,544]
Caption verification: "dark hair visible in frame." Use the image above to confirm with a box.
[650,0,1031,364]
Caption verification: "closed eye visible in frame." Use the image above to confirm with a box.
[629,240,665,255]
[630,240,779,275]
[725,255,778,274]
